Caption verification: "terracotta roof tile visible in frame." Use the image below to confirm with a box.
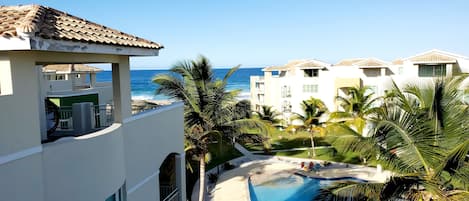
[0,5,163,49]
[408,51,457,63]
[335,58,366,66]
[355,58,389,67]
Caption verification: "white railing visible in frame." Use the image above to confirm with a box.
[55,104,114,132]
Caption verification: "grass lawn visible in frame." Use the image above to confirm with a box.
[241,128,378,166]
[206,141,243,169]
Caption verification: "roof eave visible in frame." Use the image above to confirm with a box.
[0,36,161,56]
[358,66,389,69]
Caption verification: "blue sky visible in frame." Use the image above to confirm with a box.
[4,0,469,69]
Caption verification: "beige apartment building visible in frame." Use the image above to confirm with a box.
[251,49,469,125]
[0,5,185,201]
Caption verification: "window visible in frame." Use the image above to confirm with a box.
[56,75,65,80]
[281,85,291,98]
[302,84,318,93]
[418,64,446,77]
[257,94,264,103]
[0,61,13,96]
[282,100,292,112]
[398,67,404,75]
[106,183,126,201]
[304,69,319,77]
[363,68,381,77]
[255,82,264,90]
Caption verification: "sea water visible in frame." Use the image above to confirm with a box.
[96,68,263,100]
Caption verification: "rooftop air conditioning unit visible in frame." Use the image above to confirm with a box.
[72,102,95,135]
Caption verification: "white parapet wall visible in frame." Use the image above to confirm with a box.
[42,124,126,201]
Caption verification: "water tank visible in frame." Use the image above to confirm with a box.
[72,102,95,135]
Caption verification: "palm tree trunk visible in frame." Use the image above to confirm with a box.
[310,131,316,157]
[198,153,206,201]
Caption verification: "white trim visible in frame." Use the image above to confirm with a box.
[0,146,42,165]
[0,36,31,51]
[127,170,159,195]
[29,37,160,56]
[123,102,183,124]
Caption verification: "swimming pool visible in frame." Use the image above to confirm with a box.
[248,174,366,201]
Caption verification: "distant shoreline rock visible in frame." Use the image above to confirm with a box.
[131,99,174,114]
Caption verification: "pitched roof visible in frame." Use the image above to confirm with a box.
[404,49,465,63]
[263,59,330,71]
[0,5,163,49]
[392,59,404,65]
[355,58,389,68]
[335,58,366,66]
[43,64,102,73]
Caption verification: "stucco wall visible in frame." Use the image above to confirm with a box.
[123,103,185,201]
[0,52,42,155]
[42,124,126,201]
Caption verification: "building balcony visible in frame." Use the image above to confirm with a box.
[44,103,114,143]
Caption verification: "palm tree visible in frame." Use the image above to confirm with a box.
[153,56,265,201]
[291,97,328,157]
[332,86,382,135]
[254,105,282,125]
[322,76,469,200]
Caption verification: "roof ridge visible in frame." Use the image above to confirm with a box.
[16,5,46,35]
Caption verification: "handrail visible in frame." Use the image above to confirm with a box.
[162,188,179,201]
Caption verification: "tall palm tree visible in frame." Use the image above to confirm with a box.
[332,86,382,135]
[153,56,264,201]
[292,97,328,157]
[322,76,469,200]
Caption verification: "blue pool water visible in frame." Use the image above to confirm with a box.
[249,175,320,201]
[249,174,366,201]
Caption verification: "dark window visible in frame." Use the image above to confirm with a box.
[304,69,319,77]
[418,64,446,77]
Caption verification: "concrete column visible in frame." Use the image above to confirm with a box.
[90,73,96,88]
[380,68,386,77]
[36,65,47,141]
[175,153,187,201]
[446,64,453,77]
[112,56,132,123]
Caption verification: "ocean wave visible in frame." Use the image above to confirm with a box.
[131,94,157,100]
[237,91,251,100]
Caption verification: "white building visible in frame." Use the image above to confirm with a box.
[251,49,469,124]
[0,5,186,201]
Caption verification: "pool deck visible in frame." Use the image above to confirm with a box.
[206,156,391,201]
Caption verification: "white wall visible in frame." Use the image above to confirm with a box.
[124,103,185,201]
[42,124,126,201]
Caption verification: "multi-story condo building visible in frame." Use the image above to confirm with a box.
[251,49,469,125]
[0,5,186,201]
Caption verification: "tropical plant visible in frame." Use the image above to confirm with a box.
[332,86,382,135]
[254,105,282,125]
[322,76,469,200]
[152,55,265,201]
[291,97,328,157]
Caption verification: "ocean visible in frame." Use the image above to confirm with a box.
[96,68,264,100]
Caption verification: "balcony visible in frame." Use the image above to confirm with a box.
[45,103,114,142]
[160,184,179,201]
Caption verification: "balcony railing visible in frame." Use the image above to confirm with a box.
[50,104,114,137]
[160,184,178,201]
